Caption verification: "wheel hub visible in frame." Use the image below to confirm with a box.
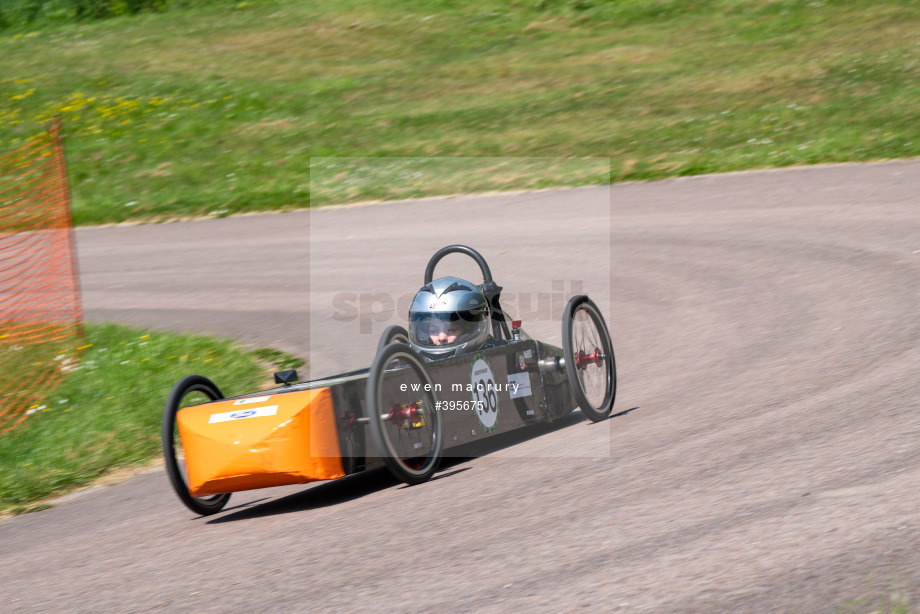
[574,348,604,370]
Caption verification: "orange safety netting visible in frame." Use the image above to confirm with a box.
[0,118,84,435]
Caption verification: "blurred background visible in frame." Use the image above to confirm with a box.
[1,0,917,225]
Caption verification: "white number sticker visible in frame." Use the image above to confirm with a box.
[470,357,499,430]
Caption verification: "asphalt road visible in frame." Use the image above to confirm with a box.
[2,161,919,612]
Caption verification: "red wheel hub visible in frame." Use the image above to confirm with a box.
[387,402,421,428]
[574,348,604,370]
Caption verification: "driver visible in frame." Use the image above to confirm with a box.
[408,276,491,358]
[427,315,466,346]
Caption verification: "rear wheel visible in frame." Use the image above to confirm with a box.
[366,344,443,484]
[562,296,616,422]
[161,375,232,515]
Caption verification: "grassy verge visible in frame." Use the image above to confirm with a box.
[0,322,299,515]
[839,578,914,613]
[0,0,918,224]
[0,0,229,30]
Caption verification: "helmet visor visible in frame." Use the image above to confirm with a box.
[410,310,487,349]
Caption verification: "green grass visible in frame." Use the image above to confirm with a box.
[0,321,82,433]
[251,347,304,371]
[0,0,918,224]
[839,577,915,614]
[0,322,271,514]
[0,0,226,30]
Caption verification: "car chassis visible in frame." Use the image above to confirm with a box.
[162,245,616,515]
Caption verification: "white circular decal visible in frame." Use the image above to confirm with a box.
[470,356,499,430]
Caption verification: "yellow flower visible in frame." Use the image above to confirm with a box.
[11,88,35,101]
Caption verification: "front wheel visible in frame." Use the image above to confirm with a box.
[161,375,232,515]
[366,343,443,484]
[376,325,410,358]
[562,296,616,422]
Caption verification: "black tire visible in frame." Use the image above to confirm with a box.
[376,325,410,358]
[562,296,616,422]
[366,343,443,484]
[161,375,232,516]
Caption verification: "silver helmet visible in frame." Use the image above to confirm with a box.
[408,276,491,358]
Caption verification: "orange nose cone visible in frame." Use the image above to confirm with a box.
[178,387,345,496]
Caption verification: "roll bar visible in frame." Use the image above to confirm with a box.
[423,245,511,341]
